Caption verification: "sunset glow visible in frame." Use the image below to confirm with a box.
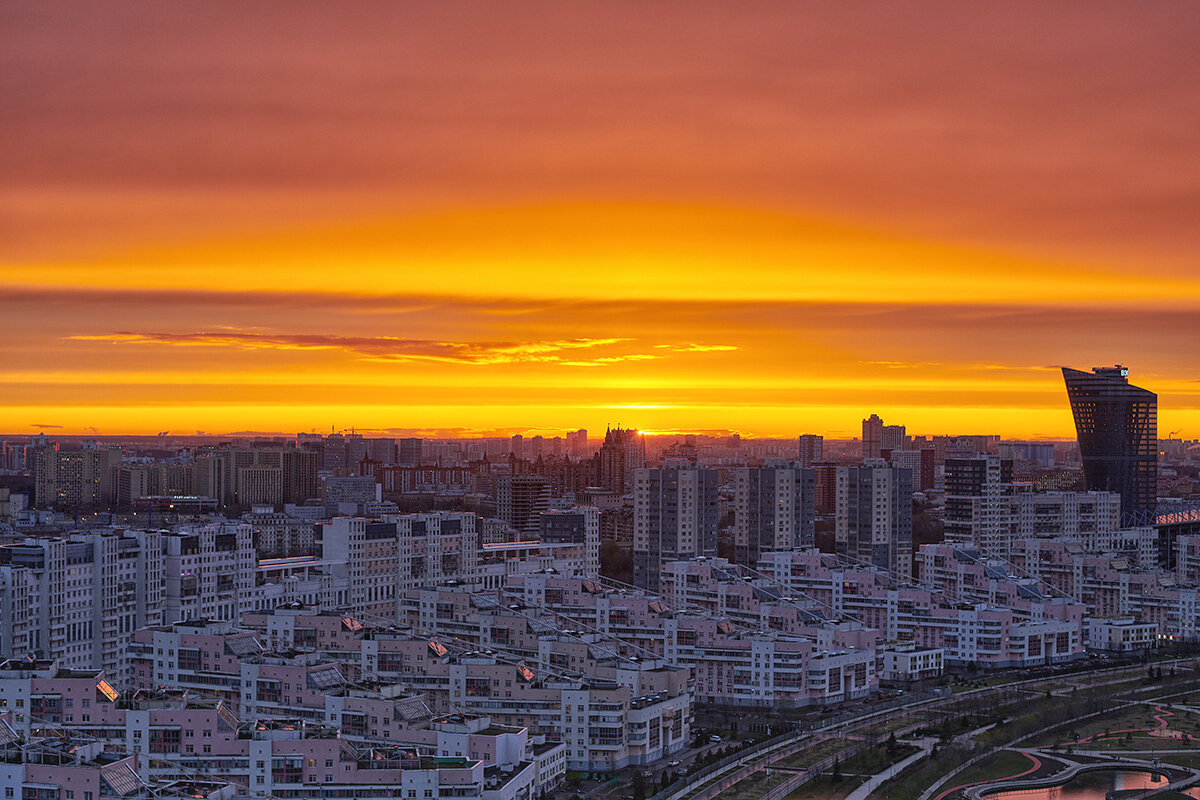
[5,2,1200,438]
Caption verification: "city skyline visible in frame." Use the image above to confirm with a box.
[6,3,1200,437]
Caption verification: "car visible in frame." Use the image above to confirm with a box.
[709,735,722,742]
[668,760,681,768]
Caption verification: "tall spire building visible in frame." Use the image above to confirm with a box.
[1062,365,1157,525]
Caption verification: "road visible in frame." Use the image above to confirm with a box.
[583,658,1200,800]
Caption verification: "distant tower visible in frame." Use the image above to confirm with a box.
[943,455,1017,554]
[1062,365,1157,525]
[797,434,823,467]
[599,426,645,493]
[633,467,718,592]
[861,414,884,460]
[497,475,550,536]
[734,466,815,565]
[835,465,913,579]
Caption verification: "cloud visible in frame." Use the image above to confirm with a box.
[30,423,62,429]
[653,343,738,353]
[68,330,635,365]
[561,354,661,367]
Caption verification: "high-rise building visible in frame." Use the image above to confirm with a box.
[632,467,719,592]
[0,530,163,684]
[797,434,823,467]
[566,429,589,458]
[734,466,816,564]
[835,466,913,578]
[599,426,646,493]
[192,453,227,504]
[881,424,907,453]
[347,437,397,466]
[322,432,349,470]
[1062,365,1157,524]
[538,506,601,575]
[888,448,936,492]
[943,455,1020,554]
[861,414,884,460]
[998,441,1056,469]
[236,465,283,508]
[397,437,424,466]
[496,475,551,536]
[282,448,319,504]
[811,462,838,515]
[33,448,105,510]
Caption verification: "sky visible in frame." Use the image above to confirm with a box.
[4,2,1200,439]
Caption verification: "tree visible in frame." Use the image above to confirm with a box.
[887,731,898,757]
[632,773,645,800]
[831,757,842,783]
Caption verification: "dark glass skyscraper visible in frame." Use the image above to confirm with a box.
[1062,365,1157,525]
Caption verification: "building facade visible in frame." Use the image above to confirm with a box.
[1063,365,1157,525]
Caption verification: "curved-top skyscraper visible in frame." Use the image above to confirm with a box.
[1062,365,1157,525]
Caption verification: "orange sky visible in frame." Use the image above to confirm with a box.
[3,2,1200,438]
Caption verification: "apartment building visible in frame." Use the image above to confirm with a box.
[733,465,816,566]
[131,613,681,775]
[0,531,163,685]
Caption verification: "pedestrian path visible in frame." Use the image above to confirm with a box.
[843,738,936,800]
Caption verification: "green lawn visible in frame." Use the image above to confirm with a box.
[874,744,976,800]
[1034,704,1200,749]
[773,738,853,771]
[1156,753,1200,770]
[717,769,791,800]
[947,750,1040,787]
